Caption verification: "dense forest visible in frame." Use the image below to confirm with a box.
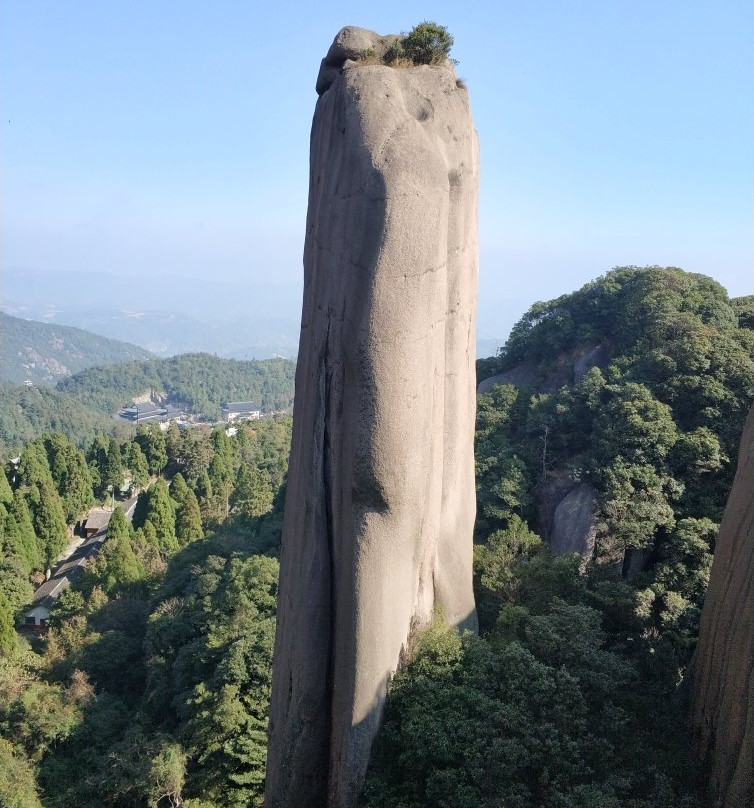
[1,267,752,807]
[56,353,296,419]
[0,383,132,453]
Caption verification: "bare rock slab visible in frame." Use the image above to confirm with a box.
[548,482,597,562]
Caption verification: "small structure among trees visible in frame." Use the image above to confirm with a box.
[221,401,261,422]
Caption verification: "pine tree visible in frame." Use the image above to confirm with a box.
[144,480,178,555]
[195,471,213,525]
[175,488,203,545]
[29,480,68,568]
[135,425,168,475]
[5,491,43,573]
[208,457,233,521]
[16,440,53,489]
[99,507,143,593]
[137,519,159,549]
[0,590,17,656]
[0,468,13,508]
[106,505,131,543]
[126,442,150,490]
[44,434,94,523]
[104,438,125,495]
[165,421,182,467]
[231,464,274,521]
[169,472,190,508]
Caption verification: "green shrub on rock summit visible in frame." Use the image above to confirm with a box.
[385,22,455,66]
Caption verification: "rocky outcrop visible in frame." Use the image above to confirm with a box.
[477,341,610,395]
[688,402,754,807]
[265,27,479,808]
[548,482,597,562]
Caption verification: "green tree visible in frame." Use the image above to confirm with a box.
[88,435,124,498]
[135,425,168,476]
[125,441,150,490]
[0,558,34,613]
[175,488,203,546]
[195,472,213,525]
[0,468,13,508]
[178,430,213,487]
[146,740,186,808]
[207,430,235,521]
[96,509,144,594]
[4,491,43,574]
[0,738,43,808]
[27,480,68,568]
[15,440,54,489]
[143,480,177,555]
[43,434,93,524]
[0,590,17,656]
[474,516,542,631]
[230,465,273,522]
[164,421,182,467]
[596,459,676,557]
[169,472,190,507]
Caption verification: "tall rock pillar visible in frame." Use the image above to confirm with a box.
[688,402,754,807]
[265,26,479,808]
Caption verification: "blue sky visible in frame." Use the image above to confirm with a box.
[3,1,752,340]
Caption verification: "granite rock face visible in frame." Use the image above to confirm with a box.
[689,402,754,807]
[548,482,597,563]
[265,27,479,808]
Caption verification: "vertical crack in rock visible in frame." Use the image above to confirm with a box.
[688,402,754,807]
[265,26,479,808]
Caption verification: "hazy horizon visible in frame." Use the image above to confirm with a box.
[3,1,751,349]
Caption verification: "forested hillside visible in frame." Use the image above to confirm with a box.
[1,419,291,808]
[0,312,152,385]
[57,353,296,418]
[0,383,132,453]
[1,267,750,807]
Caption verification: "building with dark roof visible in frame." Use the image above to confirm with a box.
[23,496,139,629]
[221,401,262,422]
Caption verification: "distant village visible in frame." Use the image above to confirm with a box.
[118,399,262,428]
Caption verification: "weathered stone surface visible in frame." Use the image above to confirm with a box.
[476,341,611,395]
[689,402,754,807]
[265,27,479,808]
[477,361,542,394]
[324,25,379,65]
[572,342,610,382]
[548,482,597,562]
[316,27,403,95]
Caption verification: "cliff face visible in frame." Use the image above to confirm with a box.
[689,402,754,807]
[265,27,479,808]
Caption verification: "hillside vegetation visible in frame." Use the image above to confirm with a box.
[1,419,291,808]
[0,383,132,453]
[475,266,753,547]
[57,353,296,418]
[0,312,152,385]
[1,266,750,807]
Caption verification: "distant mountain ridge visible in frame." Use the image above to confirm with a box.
[1,267,301,359]
[0,311,153,385]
